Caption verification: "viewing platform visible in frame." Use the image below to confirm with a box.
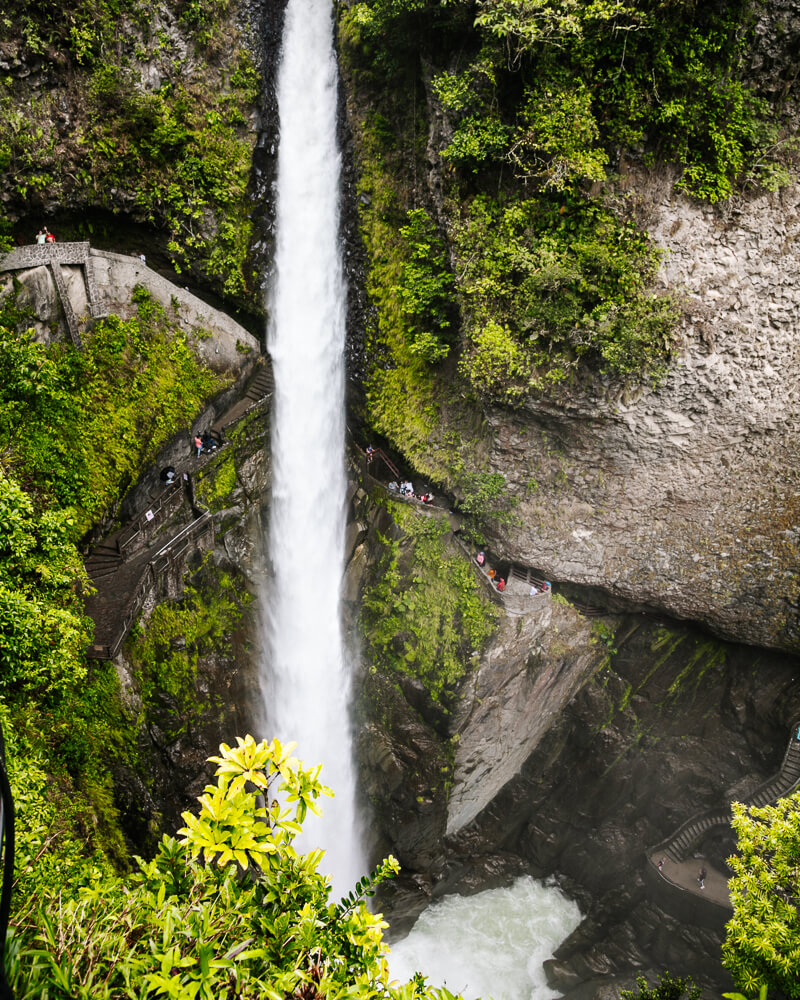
[645,722,800,924]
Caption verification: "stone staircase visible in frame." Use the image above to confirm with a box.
[83,358,275,660]
[209,361,274,441]
[654,723,800,864]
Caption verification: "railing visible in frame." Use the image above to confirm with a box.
[650,721,800,865]
[0,724,14,999]
[91,509,214,660]
[366,446,399,480]
[118,480,184,558]
[213,392,271,445]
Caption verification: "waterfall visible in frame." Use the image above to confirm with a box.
[262,0,362,893]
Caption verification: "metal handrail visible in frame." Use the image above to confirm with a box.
[118,480,184,558]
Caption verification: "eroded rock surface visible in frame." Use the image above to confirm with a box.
[482,181,800,653]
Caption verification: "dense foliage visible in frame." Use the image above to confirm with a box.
[1,287,226,531]
[340,0,794,423]
[0,285,242,979]
[723,790,800,997]
[9,735,460,1000]
[0,0,259,298]
[362,505,497,700]
[619,972,700,1000]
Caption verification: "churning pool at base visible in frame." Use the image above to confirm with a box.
[387,875,582,1000]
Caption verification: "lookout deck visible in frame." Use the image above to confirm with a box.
[647,722,800,911]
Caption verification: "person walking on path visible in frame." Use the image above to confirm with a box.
[194,433,203,458]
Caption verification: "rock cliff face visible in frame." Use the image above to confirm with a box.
[112,389,272,853]
[342,476,799,995]
[0,246,259,367]
[477,178,800,655]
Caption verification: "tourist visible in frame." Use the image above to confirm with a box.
[388,481,399,492]
[365,444,375,463]
[697,867,706,889]
[36,228,47,244]
[496,577,506,592]
[657,858,665,871]
[544,581,552,593]
[45,229,55,243]
[194,433,203,458]
[422,493,433,504]
[487,568,496,581]
[202,431,217,453]
[476,551,485,567]
[139,253,147,264]
[529,584,538,595]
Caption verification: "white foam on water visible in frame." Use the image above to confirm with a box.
[388,876,582,1000]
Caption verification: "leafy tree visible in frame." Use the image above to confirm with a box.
[0,472,91,697]
[507,83,608,190]
[9,735,461,1000]
[723,792,800,998]
[619,971,700,1000]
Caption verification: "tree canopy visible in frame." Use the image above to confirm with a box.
[723,790,800,997]
[9,735,462,1000]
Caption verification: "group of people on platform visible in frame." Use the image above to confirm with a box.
[475,550,551,597]
[387,480,434,504]
[35,227,56,244]
[193,431,219,458]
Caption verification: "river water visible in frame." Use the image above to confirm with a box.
[262,0,362,894]
[388,877,582,1000]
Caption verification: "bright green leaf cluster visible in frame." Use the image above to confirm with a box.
[9,736,462,1000]
[723,791,800,997]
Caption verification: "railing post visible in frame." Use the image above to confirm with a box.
[0,724,15,999]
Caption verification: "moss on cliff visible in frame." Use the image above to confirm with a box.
[362,502,497,701]
[127,558,252,737]
[340,0,793,429]
[0,0,260,301]
[0,279,245,920]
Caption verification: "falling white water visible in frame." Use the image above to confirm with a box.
[262,0,362,893]
[388,877,582,1000]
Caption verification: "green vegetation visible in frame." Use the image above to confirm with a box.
[353,113,444,465]
[0,0,259,300]
[195,451,238,510]
[454,193,678,395]
[723,791,800,997]
[619,972,700,1000]
[9,735,461,1000]
[128,563,251,726]
[0,281,246,988]
[362,505,497,700]
[341,0,794,425]
[1,286,227,531]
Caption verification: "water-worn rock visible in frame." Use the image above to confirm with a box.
[437,610,799,997]
[447,600,604,834]
[481,180,800,654]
